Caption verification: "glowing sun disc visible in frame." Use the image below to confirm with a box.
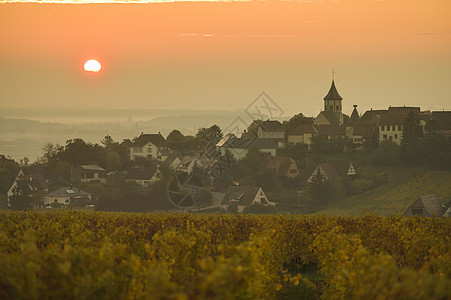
[84,59,101,72]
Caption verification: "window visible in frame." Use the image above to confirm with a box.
[395,134,398,139]
[336,105,340,111]
[290,169,297,174]
[381,126,385,131]
[391,125,395,131]
[383,134,387,139]
[387,125,390,131]
[148,147,152,153]
[65,199,69,203]
[329,105,333,111]
[54,199,58,203]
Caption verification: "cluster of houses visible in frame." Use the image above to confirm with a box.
[3,80,451,215]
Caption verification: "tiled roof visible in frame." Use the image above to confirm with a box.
[15,174,49,194]
[317,125,346,135]
[289,123,318,135]
[221,186,261,206]
[132,133,167,148]
[352,123,376,138]
[405,195,447,217]
[317,111,341,125]
[323,80,343,100]
[258,120,285,132]
[46,187,90,197]
[258,156,298,177]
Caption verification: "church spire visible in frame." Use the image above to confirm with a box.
[323,80,343,101]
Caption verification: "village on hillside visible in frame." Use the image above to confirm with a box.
[1,80,451,216]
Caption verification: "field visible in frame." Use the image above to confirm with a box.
[0,211,450,299]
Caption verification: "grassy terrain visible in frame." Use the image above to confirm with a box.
[319,168,451,216]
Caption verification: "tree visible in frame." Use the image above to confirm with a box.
[167,130,185,143]
[242,203,277,214]
[9,186,35,210]
[101,135,115,150]
[283,113,312,135]
[401,111,424,150]
[193,125,223,149]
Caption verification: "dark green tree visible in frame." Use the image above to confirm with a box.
[283,113,312,135]
[193,125,223,149]
[401,111,424,150]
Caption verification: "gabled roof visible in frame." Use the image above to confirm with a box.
[323,80,343,100]
[221,186,262,206]
[405,195,447,217]
[15,174,49,194]
[132,133,167,148]
[316,111,341,125]
[46,187,90,198]
[359,109,388,124]
[258,120,285,132]
[289,123,318,135]
[300,160,355,184]
[351,123,376,138]
[125,166,158,180]
[258,156,298,177]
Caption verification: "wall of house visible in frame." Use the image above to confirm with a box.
[378,125,403,145]
[130,142,162,160]
[288,135,303,144]
[44,196,71,205]
[257,127,285,139]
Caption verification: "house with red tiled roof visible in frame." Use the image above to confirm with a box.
[258,156,300,179]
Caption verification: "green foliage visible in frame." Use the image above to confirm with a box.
[369,140,401,166]
[0,212,449,300]
[193,125,223,150]
[283,113,312,135]
[310,135,344,154]
[242,203,277,214]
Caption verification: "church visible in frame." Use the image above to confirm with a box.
[314,79,346,126]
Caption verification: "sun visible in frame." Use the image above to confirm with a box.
[84,59,101,72]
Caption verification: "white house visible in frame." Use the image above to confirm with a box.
[130,133,168,160]
[44,187,91,206]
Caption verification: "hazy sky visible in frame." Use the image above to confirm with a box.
[1,0,450,118]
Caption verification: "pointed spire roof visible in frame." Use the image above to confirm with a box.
[323,80,343,101]
[350,105,359,123]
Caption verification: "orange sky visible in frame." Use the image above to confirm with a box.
[1,0,451,116]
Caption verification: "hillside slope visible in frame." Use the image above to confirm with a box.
[319,170,451,216]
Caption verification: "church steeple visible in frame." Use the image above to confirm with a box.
[322,76,344,125]
[323,80,343,101]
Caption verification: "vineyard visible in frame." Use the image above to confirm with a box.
[0,211,450,299]
[319,170,451,216]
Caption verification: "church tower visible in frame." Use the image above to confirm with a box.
[323,79,343,125]
[323,80,343,113]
